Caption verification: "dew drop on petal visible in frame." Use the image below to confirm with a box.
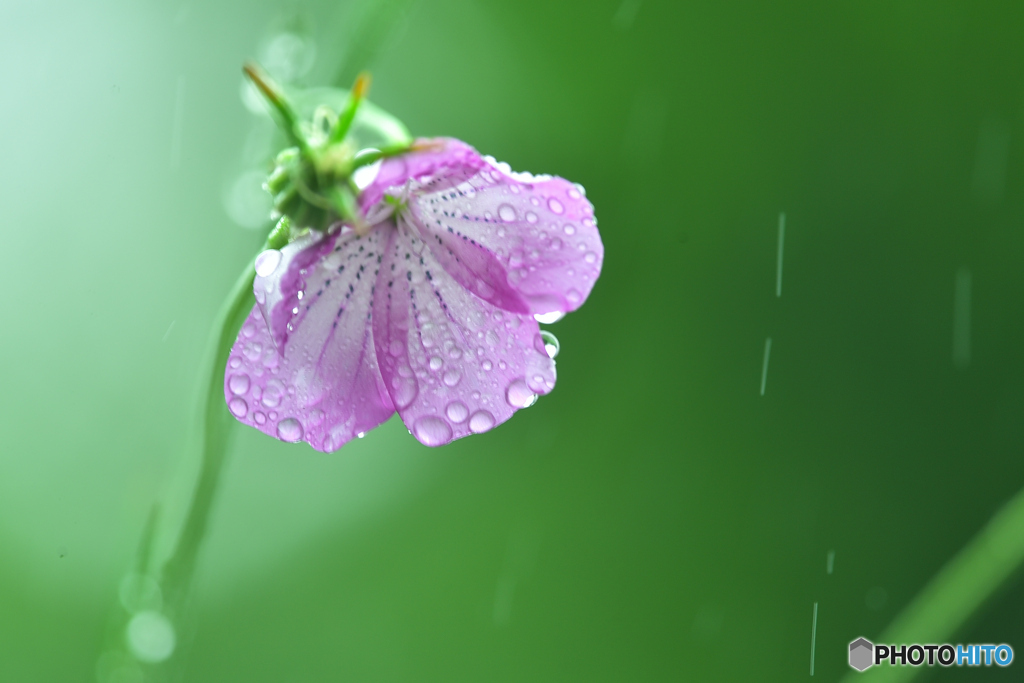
[414,416,453,446]
[255,249,283,277]
[442,369,461,387]
[389,340,405,357]
[254,411,267,425]
[469,410,495,434]
[429,356,443,371]
[357,431,365,438]
[482,360,493,371]
[563,224,576,236]
[525,211,538,224]
[547,197,565,215]
[276,418,303,442]
[262,379,285,408]
[228,374,250,395]
[393,378,418,409]
[308,409,325,426]
[506,379,536,408]
[446,401,469,423]
[567,289,582,304]
[584,251,597,264]
[229,356,242,369]
[228,397,248,418]
[540,330,560,358]
[498,204,517,222]
[534,311,565,324]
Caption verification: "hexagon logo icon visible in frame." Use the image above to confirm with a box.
[849,638,874,671]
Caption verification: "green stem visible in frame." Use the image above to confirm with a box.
[158,259,256,615]
[841,486,1024,682]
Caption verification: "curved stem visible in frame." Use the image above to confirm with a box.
[841,486,1024,682]
[158,261,256,616]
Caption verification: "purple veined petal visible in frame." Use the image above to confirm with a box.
[372,221,556,447]
[362,137,603,316]
[226,225,396,452]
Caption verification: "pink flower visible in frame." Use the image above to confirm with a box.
[224,137,602,450]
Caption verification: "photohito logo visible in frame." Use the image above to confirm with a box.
[849,637,1013,671]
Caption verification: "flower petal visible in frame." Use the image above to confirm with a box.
[372,220,556,447]
[226,226,395,452]
[363,138,603,316]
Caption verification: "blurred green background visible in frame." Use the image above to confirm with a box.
[3,0,1024,680]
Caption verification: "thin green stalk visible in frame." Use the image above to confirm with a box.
[841,486,1024,682]
[158,261,256,615]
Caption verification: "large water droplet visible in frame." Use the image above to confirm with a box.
[469,410,495,433]
[547,197,565,215]
[506,379,536,408]
[443,369,462,387]
[228,397,248,418]
[534,311,565,324]
[414,416,453,446]
[446,401,469,423]
[228,373,250,395]
[352,156,382,190]
[429,356,443,371]
[540,330,560,358]
[276,417,303,442]
[498,203,517,222]
[255,249,283,277]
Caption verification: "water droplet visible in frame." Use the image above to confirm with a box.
[229,356,242,369]
[548,197,565,214]
[563,224,576,235]
[308,409,325,426]
[443,369,462,387]
[482,360,493,371]
[469,410,495,433]
[534,311,565,324]
[584,251,597,264]
[525,211,538,224]
[228,397,248,418]
[254,411,266,425]
[262,379,285,407]
[276,417,303,442]
[126,610,176,663]
[506,379,536,408]
[429,356,443,371]
[255,249,283,277]
[446,401,469,423]
[573,182,586,197]
[242,322,255,338]
[567,289,582,304]
[414,416,453,446]
[448,347,462,360]
[393,377,417,409]
[389,340,405,357]
[357,431,365,438]
[228,373,250,395]
[540,330,560,358]
[243,342,262,361]
[352,156,382,190]
[568,187,581,200]
[498,203,517,222]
